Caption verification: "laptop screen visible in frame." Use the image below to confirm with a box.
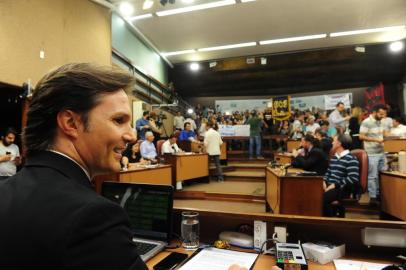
[101,182,173,242]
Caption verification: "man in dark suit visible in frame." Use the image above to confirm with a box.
[0,63,147,270]
[291,134,329,175]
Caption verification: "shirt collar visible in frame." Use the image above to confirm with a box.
[335,149,350,159]
[47,150,91,181]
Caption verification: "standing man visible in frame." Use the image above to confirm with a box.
[136,111,150,140]
[246,110,267,159]
[0,127,21,180]
[329,102,351,132]
[359,104,388,205]
[173,111,185,131]
[204,121,224,182]
[0,63,146,270]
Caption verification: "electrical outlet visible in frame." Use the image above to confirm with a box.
[274,225,287,243]
[254,220,267,250]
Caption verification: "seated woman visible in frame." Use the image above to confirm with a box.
[121,141,147,169]
[179,122,198,142]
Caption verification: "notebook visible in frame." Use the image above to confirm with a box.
[102,182,173,262]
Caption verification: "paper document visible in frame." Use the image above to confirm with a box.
[334,259,389,270]
[179,248,258,270]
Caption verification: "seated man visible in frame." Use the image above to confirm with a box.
[314,129,333,155]
[140,131,157,161]
[323,134,359,216]
[161,134,182,155]
[179,122,198,142]
[291,134,329,175]
[390,117,406,137]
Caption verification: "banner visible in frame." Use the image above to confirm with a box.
[324,93,351,110]
[365,83,385,112]
[215,99,268,113]
[272,96,291,121]
[218,125,250,137]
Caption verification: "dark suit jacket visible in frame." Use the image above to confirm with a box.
[0,151,147,270]
[291,146,329,175]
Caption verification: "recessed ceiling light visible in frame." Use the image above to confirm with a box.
[190,63,200,71]
[389,41,404,52]
[129,13,153,21]
[156,0,236,17]
[161,49,196,57]
[259,34,327,45]
[143,0,154,10]
[330,25,406,37]
[119,2,135,17]
[198,42,256,52]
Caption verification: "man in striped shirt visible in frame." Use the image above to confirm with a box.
[323,134,359,216]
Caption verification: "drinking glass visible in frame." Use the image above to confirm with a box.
[181,211,199,249]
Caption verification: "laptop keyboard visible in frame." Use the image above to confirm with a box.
[133,241,158,255]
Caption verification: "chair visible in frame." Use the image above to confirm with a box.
[156,139,165,157]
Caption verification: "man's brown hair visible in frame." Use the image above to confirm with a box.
[23,63,135,155]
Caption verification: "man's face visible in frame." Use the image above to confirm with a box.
[337,104,345,112]
[2,133,15,146]
[74,90,135,175]
[146,134,155,142]
[331,136,341,153]
[374,109,386,121]
[170,137,177,144]
[393,119,400,128]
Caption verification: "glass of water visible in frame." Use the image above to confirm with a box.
[181,211,199,249]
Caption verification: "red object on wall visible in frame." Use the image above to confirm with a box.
[365,83,385,112]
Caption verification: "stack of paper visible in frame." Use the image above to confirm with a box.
[334,259,389,270]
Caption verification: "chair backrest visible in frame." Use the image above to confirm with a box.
[350,149,368,192]
[156,139,165,157]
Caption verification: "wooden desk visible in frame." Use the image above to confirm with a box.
[274,153,293,165]
[266,167,324,216]
[287,140,301,152]
[93,164,172,193]
[384,138,406,152]
[220,141,227,161]
[165,153,209,183]
[380,171,406,220]
[147,247,394,270]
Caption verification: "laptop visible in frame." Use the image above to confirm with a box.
[101,182,173,262]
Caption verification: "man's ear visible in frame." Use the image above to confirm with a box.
[56,110,84,139]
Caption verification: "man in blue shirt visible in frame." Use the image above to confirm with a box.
[179,122,197,142]
[136,111,150,140]
[140,132,157,161]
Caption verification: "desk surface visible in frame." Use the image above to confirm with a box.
[146,247,394,270]
[381,170,406,178]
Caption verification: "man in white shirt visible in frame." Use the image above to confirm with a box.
[390,117,406,137]
[0,128,21,180]
[204,121,224,182]
[161,134,182,155]
[328,102,350,130]
[173,111,185,131]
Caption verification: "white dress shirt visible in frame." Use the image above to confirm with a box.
[204,128,223,156]
[161,140,180,155]
[390,124,406,137]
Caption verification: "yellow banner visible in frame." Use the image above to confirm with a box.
[272,96,291,121]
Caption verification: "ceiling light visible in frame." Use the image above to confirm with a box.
[330,25,406,37]
[389,41,404,52]
[355,46,366,53]
[198,42,256,52]
[143,0,154,10]
[161,49,196,57]
[190,63,200,71]
[156,0,236,16]
[119,2,135,17]
[129,13,153,21]
[187,108,194,114]
[259,34,327,45]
